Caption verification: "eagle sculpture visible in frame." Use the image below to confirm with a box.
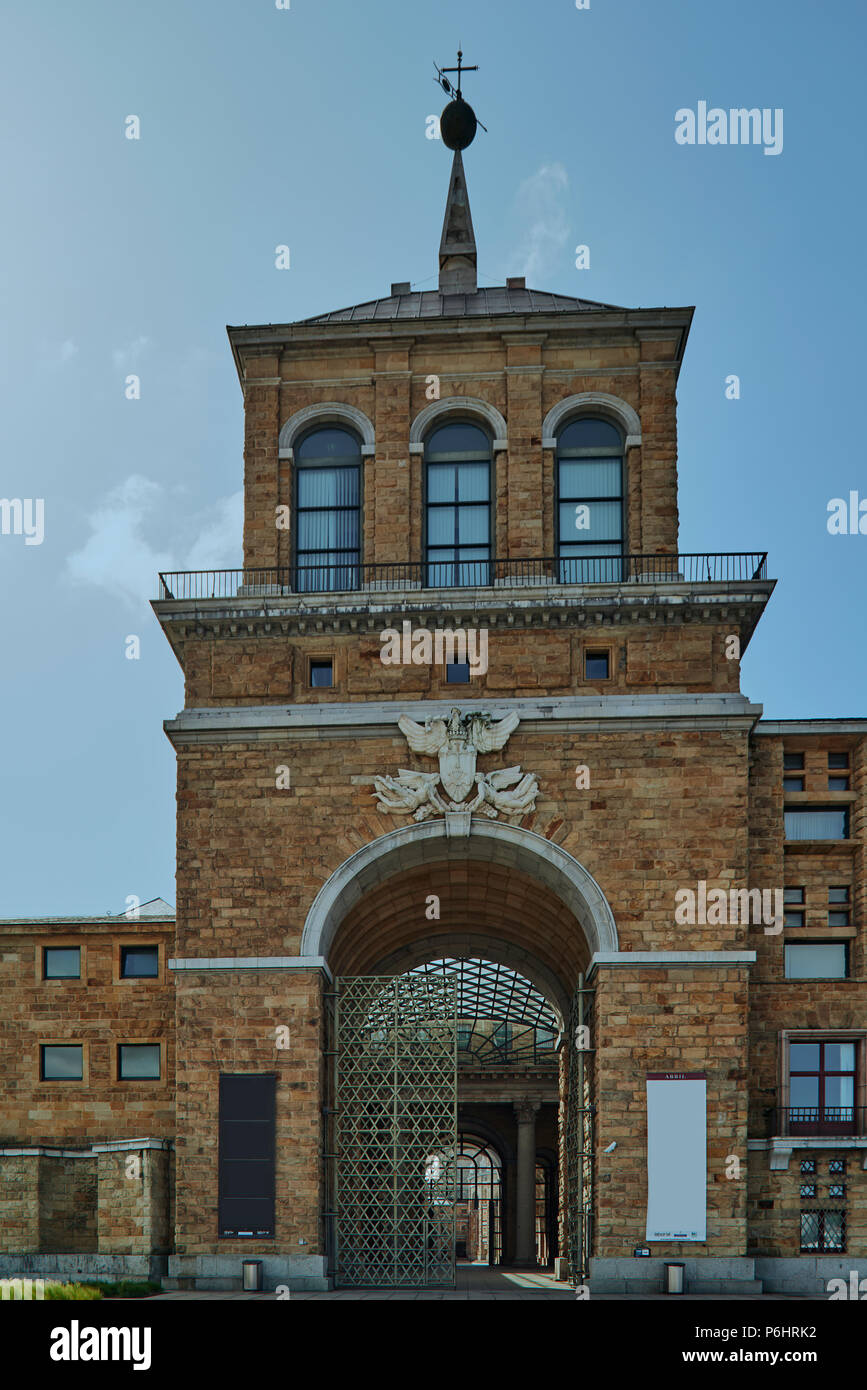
[373,707,539,821]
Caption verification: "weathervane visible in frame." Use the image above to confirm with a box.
[433,48,487,149]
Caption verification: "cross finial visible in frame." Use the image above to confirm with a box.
[435,48,479,101]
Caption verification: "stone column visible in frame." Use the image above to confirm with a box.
[513,1100,540,1267]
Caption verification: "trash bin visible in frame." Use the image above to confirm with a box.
[242,1259,263,1292]
[664,1261,685,1294]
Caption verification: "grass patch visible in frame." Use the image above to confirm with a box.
[44,1282,104,1301]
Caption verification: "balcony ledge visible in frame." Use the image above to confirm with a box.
[748,1137,867,1171]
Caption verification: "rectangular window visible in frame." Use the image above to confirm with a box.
[829,1184,846,1199]
[118,1044,161,1080]
[828,911,851,928]
[219,1074,276,1238]
[828,753,849,770]
[41,1045,83,1081]
[828,887,850,904]
[120,946,159,978]
[43,947,81,979]
[556,421,623,583]
[309,659,333,688]
[784,887,805,904]
[784,911,805,928]
[799,1184,816,1199]
[294,436,361,594]
[789,1040,856,1135]
[785,943,848,980]
[783,777,805,793]
[828,776,850,791]
[829,1158,846,1175]
[800,1210,846,1253]
[425,436,492,588]
[784,808,849,841]
[783,752,805,771]
[584,650,610,680]
[457,1025,472,1052]
[446,662,470,684]
[800,1159,816,1175]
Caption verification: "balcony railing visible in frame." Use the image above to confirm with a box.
[762,1106,865,1139]
[157,552,768,600]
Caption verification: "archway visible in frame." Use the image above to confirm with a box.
[319,821,615,1285]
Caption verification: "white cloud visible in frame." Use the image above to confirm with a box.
[513,163,570,283]
[66,476,244,608]
[41,339,78,367]
[66,475,173,608]
[112,336,151,371]
[187,490,244,570]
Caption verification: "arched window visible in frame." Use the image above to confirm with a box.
[294,427,361,592]
[556,416,624,582]
[424,421,492,587]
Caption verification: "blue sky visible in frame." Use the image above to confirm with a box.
[1,0,864,915]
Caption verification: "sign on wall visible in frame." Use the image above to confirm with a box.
[645,1072,707,1242]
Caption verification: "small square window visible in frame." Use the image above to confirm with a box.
[784,942,848,979]
[783,752,805,771]
[800,1159,816,1175]
[118,1044,161,1080]
[41,1045,83,1081]
[784,777,805,793]
[121,946,159,978]
[783,910,804,928]
[784,887,805,905]
[584,650,610,680]
[446,662,470,684]
[828,911,851,928]
[829,1184,846,1199]
[43,947,81,979]
[828,887,850,904]
[799,1184,816,1199]
[309,659,333,688]
[828,776,850,791]
[828,753,849,769]
[829,1159,846,1175]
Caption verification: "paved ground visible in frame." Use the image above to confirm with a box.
[145,1266,813,1301]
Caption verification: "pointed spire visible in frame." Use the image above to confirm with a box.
[439,149,477,294]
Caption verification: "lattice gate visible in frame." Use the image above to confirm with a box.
[331,973,458,1288]
[565,971,595,1287]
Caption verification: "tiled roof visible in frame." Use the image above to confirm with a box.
[295,285,627,325]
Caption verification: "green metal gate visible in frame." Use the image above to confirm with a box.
[332,973,458,1287]
[565,971,595,1287]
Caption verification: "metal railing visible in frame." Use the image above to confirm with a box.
[762,1106,865,1138]
[157,552,768,600]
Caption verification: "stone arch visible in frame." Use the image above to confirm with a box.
[278,402,376,457]
[409,396,508,452]
[300,819,618,987]
[542,391,642,449]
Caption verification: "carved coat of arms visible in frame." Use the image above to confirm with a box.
[373,707,539,821]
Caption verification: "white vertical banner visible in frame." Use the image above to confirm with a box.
[645,1072,707,1242]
